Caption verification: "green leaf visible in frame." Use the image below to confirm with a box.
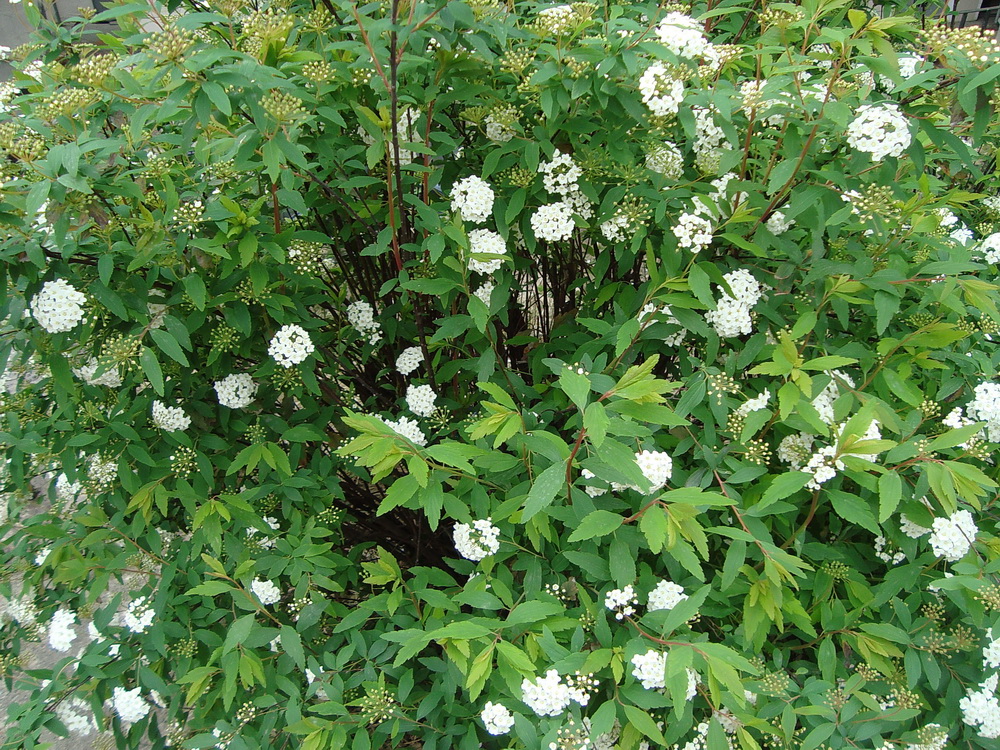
[187,581,234,597]
[878,471,902,523]
[280,625,306,670]
[139,346,164,396]
[559,367,591,410]
[284,424,327,442]
[583,402,609,447]
[567,510,623,543]
[639,507,669,554]
[623,705,667,745]
[800,355,857,371]
[150,329,190,367]
[223,614,256,655]
[754,472,811,513]
[521,462,565,521]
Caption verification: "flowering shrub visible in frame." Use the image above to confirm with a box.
[3,0,1000,748]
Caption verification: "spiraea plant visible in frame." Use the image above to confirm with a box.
[3,0,1000,748]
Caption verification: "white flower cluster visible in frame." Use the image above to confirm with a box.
[600,213,632,243]
[648,579,688,611]
[30,279,87,333]
[803,445,842,490]
[251,577,281,605]
[268,324,315,367]
[672,211,714,253]
[453,518,500,561]
[123,596,155,633]
[605,585,638,620]
[639,63,684,117]
[631,649,667,689]
[655,12,710,59]
[539,152,581,195]
[766,211,794,235]
[898,53,924,79]
[967,381,1000,441]
[485,107,518,142]
[928,509,977,562]
[474,282,494,307]
[900,514,930,538]
[985,628,1000,670]
[112,686,150,724]
[214,373,257,409]
[48,608,77,652]
[55,696,97,736]
[395,346,423,375]
[961,672,1000,739]
[405,383,437,417]
[736,390,770,416]
[531,201,576,242]
[480,701,514,735]
[382,414,427,446]
[521,669,589,717]
[705,269,763,337]
[151,401,191,432]
[451,176,495,224]
[981,233,1000,264]
[646,140,683,178]
[72,358,122,387]
[693,106,726,173]
[874,536,905,565]
[347,301,382,345]
[467,229,507,274]
[812,371,854,424]
[635,449,672,492]
[845,103,912,161]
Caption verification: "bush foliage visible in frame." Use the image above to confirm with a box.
[3,1,1000,748]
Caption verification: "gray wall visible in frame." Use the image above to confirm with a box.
[1,3,30,79]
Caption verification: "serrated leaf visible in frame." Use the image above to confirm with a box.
[139,346,164,396]
[521,462,565,521]
[583,402,609,447]
[568,510,623,543]
[878,471,902,523]
[280,625,306,669]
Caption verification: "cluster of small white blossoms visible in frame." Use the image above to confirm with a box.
[475,281,494,307]
[539,152,582,195]
[961,672,1000,739]
[639,63,685,117]
[30,279,87,333]
[451,175,495,224]
[600,213,632,243]
[637,302,686,346]
[635,449,672,492]
[631,650,698,696]
[453,518,501,561]
[395,346,423,375]
[981,233,1000,264]
[672,211,714,253]
[605,585,638,620]
[648,579,688,611]
[942,406,977,448]
[766,211,794,235]
[380,414,427,446]
[693,106,726,173]
[467,228,507,274]
[347,301,382,345]
[485,106,518,142]
[151,401,191,432]
[874,536,906,565]
[531,200,576,242]
[646,140,684,178]
[48,608,77,651]
[803,446,842,490]
[928,508,977,562]
[214,373,257,409]
[966,381,1000,441]
[111,686,150,724]
[405,383,437,417]
[72,357,122,387]
[123,596,155,633]
[55,696,97,736]
[985,628,1000,670]
[845,103,912,160]
[736,390,770,416]
[898,53,924,79]
[521,669,592,717]
[480,701,515,735]
[268,324,314,367]
[900,512,931,539]
[251,577,281,605]
[705,269,763,337]
[812,371,854,424]
[655,12,711,59]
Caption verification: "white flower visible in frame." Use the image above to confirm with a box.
[639,63,684,117]
[381,414,427,446]
[485,107,518,142]
[874,536,906,565]
[803,445,843,490]
[346,301,382,345]
[960,673,1000,739]
[898,54,924,79]
[405,383,437,417]
[123,596,155,634]
[55,696,97,736]
[539,152,582,195]
[967,381,1000,441]
[673,212,714,253]
[631,650,667,689]
[530,201,576,242]
[985,628,1000,670]
[521,669,571,716]
[251,577,281,605]
[845,103,912,161]
[655,12,710,59]
[268,324,315,367]
[30,279,87,333]
[705,269,763,338]
[467,228,507,274]
[480,701,514,735]
[72,358,122,387]
[395,346,423,375]
[48,608,77,652]
[214,373,257,409]
[648,580,688,611]
[605,585,638,620]
[736,390,770,416]
[151,401,191,432]
[766,211,794,235]
[928,509,977,562]
[635,450,672,492]
[646,140,683,178]
[900,514,931,538]
[451,176,495,224]
[981,233,1000,264]
[777,433,814,469]
[453,519,500,561]
[474,281,495,307]
[111,687,150,724]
